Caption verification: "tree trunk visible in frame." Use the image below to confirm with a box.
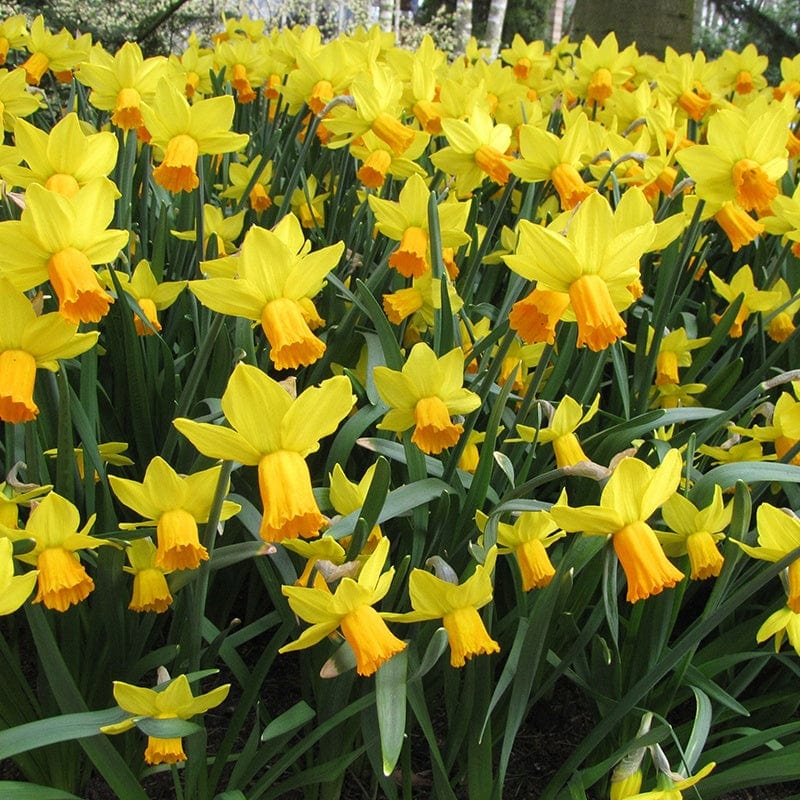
[455,0,473,54]
[378,0,394,32]
[569,0,695,55]
[548,0,566,44]
[484,0,509,60]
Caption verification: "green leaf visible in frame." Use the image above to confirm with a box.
[0,783,84,800]
[0,708,129,759]
[684,686,712,772]
[134,717,203,738]
[376,650,407,776]
[691,462,800,506]
[261,701,315,743]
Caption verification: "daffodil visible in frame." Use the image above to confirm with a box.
[282,535,347,589]
[625,762,715,800]
[213,37,268,104]
[0,476,52,528]
[43,441,134,482]
[384,548,500,667]
[762,279,800,343]
[0,67,43,131]
[172,204,245,257]
[716,43,768,96]
[19,15,85,86]
[218,154,273,212]
[0,536,37,614]
[515,395,600,469]
[430,106,514,195]
[494,510,566,590]
[0,181,127,324]
[76,41,169,133]
[550,450,685,603]
[709,265,782,338]
[622,327,710,386]
[1,113,118,196]
[324,63,416,155]
[329,462,383,545]
[675,104,789,215]
[0,277,99,423]
[188,215,343,370]
[167,36,215,99]
[274,174,329,229]
[141,78,249,193]
[100,261,186,336]
[101,673,230,765]
[2,492,109,612]
[373,343,481,455]
[382,270,463,333]
[351,130,429,189]
[510,112,605,210]
[368,174,471,278]
[658,486,730,579]
[730,387,800,465]
[655,48,719,123]
[0,15,27,66]
[280,537,406,676]
[123,538,172,613]
[174,364,354,542]
[572,32,637,106]
[109,457,240,571]
[734,503,800,612]
[757,603,800,656]
[503,191,655,351]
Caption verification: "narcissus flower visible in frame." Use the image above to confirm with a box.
[384,548,500,667]
[368,174,471,278]
[1,113,118,196]
[0,277,99,423]
[757,603,800,656]
[141,78,248,193]
[625,762,715,800]
[2,492,109,612]
[101,673,230,765]
[0,15,28,67]
[0,536,37,614]
[374,343,481,455]
[171,203,245,256]
[0,67,43,131]
[123,538,173,613]
[0,476,52,528]
[709,265,781,338]
[550,450,685,603]
[218,154,273,212]
[0,181,127,324]
[109,457,239,571]
[734,503,800,612]
[658,485,730,579]
[100,260,186,336]
[188,215,343,370]
[174,364,354,542]
[729,386,800,465]
[503,191,655,351]
[76,41,168,132]
[515,395,600,469]
[280,537,406,676]
[20,15,85,86]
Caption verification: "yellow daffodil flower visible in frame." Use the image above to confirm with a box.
[762,278,800,343]
[716,43,768,96]
[709,265,782,338]
[0,277,99,423]
[493,510,565,590]
[218,154,273,212]
[273,174,329,229]
[188,214,343,370]
[101,673,230,765]
[174,363,354,542]
[43,441,134,482]
[572,32,637,106]
[430,106,514,195]
[504,191,655,351]
[373,343,481,455]
[329,462,384,544]
[368,174,471,278]
[622,327,710,386]
[0,15,28,66]
[0,476,52,528]
[655,48,718,123]
[511,112,605,210]
[213,38,267,104]
[324,63,416,155]
[167,37,215,100]
[516,394,600,469]
[351,130,429,189]
[76,41,169,133]
[141,78,249,194]
[2,491,109,612]
[625,762,715,800]
[0,181,127,324]
[384,548,500,667]
[0,536,37,614]
[0,68,43,131]
[658,485,730,579]
[109,456,240,571]
[280,537,406,676]
[675,104,789,214]
[100,260,187,336]
[550,450,685,603]
[382,270,463,333]
[730,387,800,465]
[282,535,347,589]
[757,603,800,656]
[734,503,800,612]
[1,113,118,197]
[171,203,245,256]
[123,538,173,613]
[20,15,85,86]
